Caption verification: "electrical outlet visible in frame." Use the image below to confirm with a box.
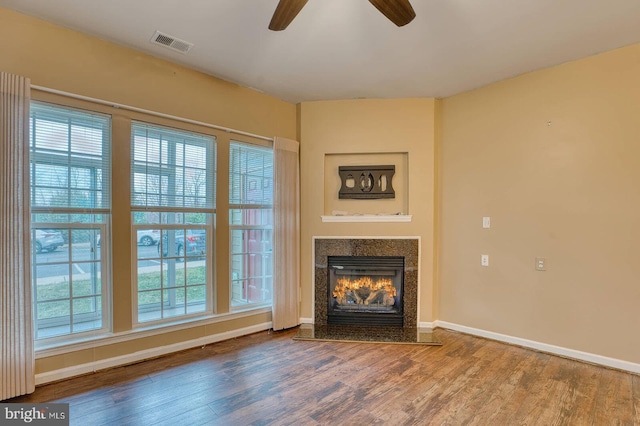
[535,257,546,271]
[482,217,491,229]
[481,254,489,267]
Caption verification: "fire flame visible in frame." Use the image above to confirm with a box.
[332,276,396,306]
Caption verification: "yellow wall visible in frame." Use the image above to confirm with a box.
[0,8,294,139]
[439,43,640,364]
[300,98,438,323]
[0,7,297,377]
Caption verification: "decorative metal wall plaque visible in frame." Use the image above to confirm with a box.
[338,165,395,199]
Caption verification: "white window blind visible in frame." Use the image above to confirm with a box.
[30,102,111,213]
[229,142,273,207]
[131,122,215,211]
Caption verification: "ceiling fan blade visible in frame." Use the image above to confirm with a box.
[269,0,309,31]
[368,0,416,27]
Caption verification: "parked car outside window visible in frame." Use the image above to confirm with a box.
[33,229,65,254]
[136,229,160,246]
[158,230,206,259]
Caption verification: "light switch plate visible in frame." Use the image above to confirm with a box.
[482,217,491,229]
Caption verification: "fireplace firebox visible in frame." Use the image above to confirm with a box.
[327,256,404,327]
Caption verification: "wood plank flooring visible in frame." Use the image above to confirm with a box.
[7,328,640,425]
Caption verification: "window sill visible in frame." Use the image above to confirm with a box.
[321,215,412,223]
[35,306,272,358]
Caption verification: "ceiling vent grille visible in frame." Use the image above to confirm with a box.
[150,31,193,54]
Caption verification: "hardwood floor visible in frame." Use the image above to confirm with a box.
[7,328,640,425]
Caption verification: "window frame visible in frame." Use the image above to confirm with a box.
[130,121,217,326]
[27,87,279,358]
[228,140,274,310]
[29,101,112,344]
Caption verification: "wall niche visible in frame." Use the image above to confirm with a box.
[324,152,408,218]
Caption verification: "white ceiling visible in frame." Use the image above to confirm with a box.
[3,0,640,103]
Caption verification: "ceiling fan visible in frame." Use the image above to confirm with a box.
[269,0,416,31]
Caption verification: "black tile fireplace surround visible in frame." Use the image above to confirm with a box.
[314,238,419,328]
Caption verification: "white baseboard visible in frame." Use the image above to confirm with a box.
[35,322,272,385]
[418,321,435,329]
[435,320,640,375]
[299,317,313,324]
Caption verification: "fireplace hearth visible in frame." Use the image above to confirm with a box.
[327,256,404,327]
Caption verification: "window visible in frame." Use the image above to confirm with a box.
[229,141,273,307]
[131,122,215,324]
[29,102,111,340]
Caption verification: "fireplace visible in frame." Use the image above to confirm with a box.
[314,238,418,328]
[327,256,404,326]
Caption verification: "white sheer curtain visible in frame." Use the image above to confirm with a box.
[0,72,34,400]
[272,137,300,330]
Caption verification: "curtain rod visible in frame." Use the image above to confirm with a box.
[31,85,274,142]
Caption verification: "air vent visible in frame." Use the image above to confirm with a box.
[150,31,193,54]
